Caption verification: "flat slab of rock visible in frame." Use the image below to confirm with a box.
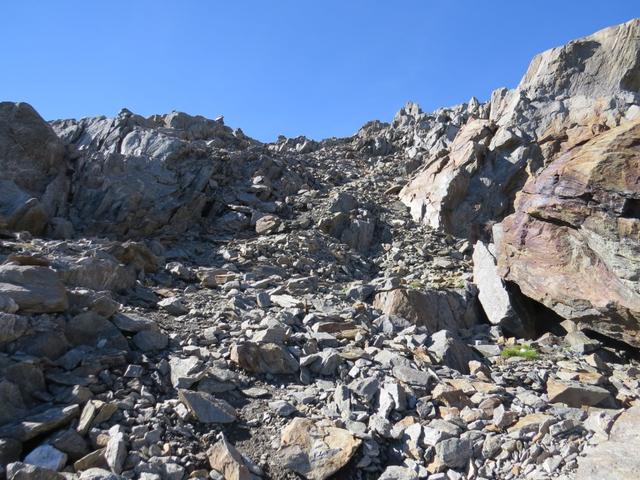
[0,264,68,313]
[0,405,79,441]
[577,406,640,479]
[178,390,236,423]
[279,418,361,480]
[546,378,614,408]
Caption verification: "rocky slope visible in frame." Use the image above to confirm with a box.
[0,18,639,480]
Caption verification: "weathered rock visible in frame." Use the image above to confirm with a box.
[0,313,28,343]
[0,295,19,314]
[0,439,22,478]
[104,426,126,475]
[427,330,479,374]
[279,418,361,480]
[255,215,280,235]
[5,462,66,480]
[169,356,203,388]
[373,287,480,332]
[0,405,79,442]
[65,312,129,350]
[472,241,533,337]
[58,255,136,292]
[546,378,614,408]
[430,437,471,471]
[565,330,602,354]
[497,120,640,347]
[132,330,169,352]
[577,406,640,479]
[0,265,68,313]
[23,445,67,472]
[0,102,68,235]
[178,390,236,423]
[230,342,298,374]
[207,435,259,480]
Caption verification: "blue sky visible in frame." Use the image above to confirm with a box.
[1,1,637,142]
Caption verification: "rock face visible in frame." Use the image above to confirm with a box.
[400,19,640,238]
[50,110,303,238]
[497,120,640,346]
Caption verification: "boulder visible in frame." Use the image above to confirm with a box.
[207,435,260,480]
[427,330,479,374]
[65,312,129,351]
[373,287,480,332]
[178,390,236,424]
[577,406,640,479]
[230,342,298,374]
[23,445,67,472]
[58,255,136,292]
[546,378,614,408]
[0,102,68,235]
[472,241,534,337]
[279,418,361,480]
[497,120,640,346]
[0,265,68,313]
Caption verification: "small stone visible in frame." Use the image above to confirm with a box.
[268,400,297,417]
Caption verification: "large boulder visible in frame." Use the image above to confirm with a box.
[373,287,480,332]
[0,102,68,235]
[0,264,68,313]
[496,120,640,346]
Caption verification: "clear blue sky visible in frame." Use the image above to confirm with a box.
[1,1,637,142]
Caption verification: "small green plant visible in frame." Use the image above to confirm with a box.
[408,280,423,289]
[501,344,539,360]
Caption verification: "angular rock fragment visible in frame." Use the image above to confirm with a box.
[178,390,236,423]
[208,435,260,480]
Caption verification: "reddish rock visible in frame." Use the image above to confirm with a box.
[497,120,640,346]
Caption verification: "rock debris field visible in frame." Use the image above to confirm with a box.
[1,18,640,480]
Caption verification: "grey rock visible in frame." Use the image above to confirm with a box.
[132,329,169,352]
[0,265,68,314]
[577,406,640,480]
[23,445,67,472]
[178,390,236,423]
[427,330,479,374]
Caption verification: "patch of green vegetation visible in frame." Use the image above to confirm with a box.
[500,344,539,360]
[408,280,424,289]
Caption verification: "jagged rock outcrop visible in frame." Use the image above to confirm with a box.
[497,119,640,346]
[50,110,305,239]
[400,18,640,238]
